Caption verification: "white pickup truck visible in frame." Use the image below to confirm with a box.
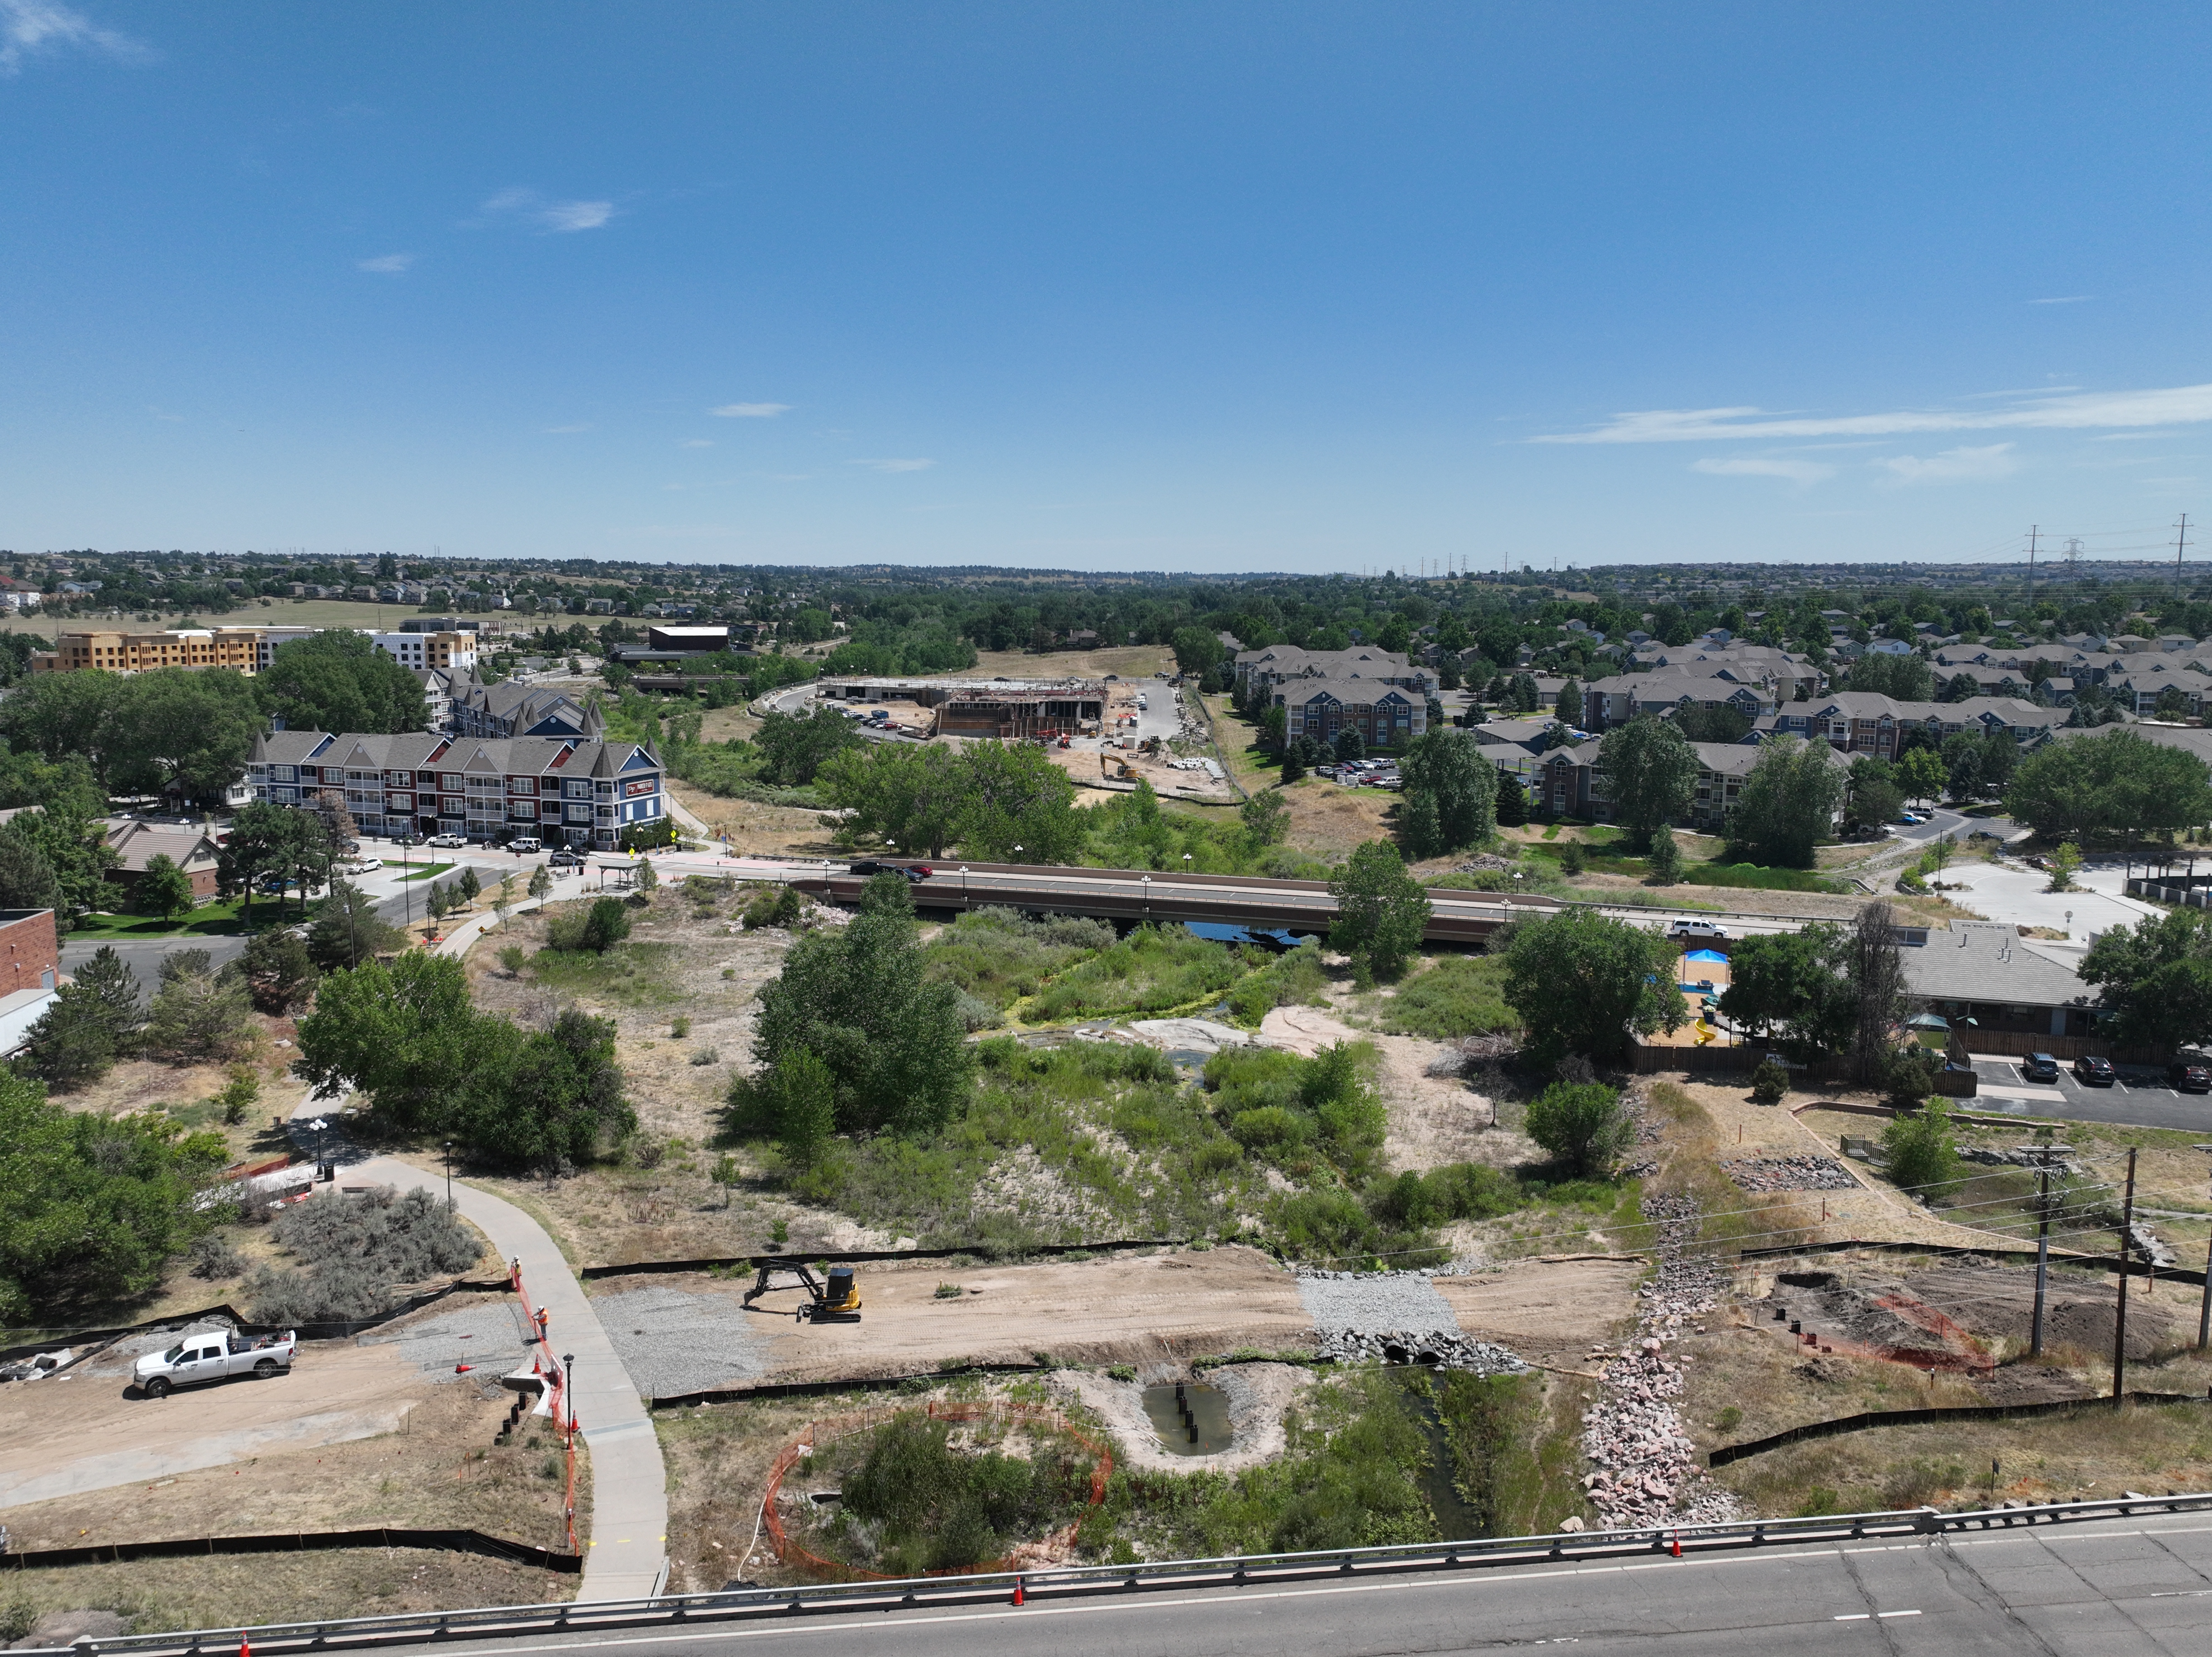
[134,1330,297,1398]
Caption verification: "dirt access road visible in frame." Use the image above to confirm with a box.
[0,1337,426,1510]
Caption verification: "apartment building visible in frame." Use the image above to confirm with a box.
[1277,678,1429,747]
[1581,670,1780,730]
[1234,644,1436,699]
[31,625,478,678]
[1756,694,2056,760]
[449,676,604,740]
[246,730,664,849]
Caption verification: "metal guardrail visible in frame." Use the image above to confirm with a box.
[40,1492,2212,1656]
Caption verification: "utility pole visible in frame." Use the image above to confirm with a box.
[2178,514,2192,601]
[2196,1146,2212,1350]
[2031,1159,2051,1358]
[2027,525,2038,610]
[2113,1146,2137,1402]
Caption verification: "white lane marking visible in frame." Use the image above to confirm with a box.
[1878,1610,1921,1618]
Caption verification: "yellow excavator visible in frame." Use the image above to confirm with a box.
[740,1262,862,1323]
[1101,754,1136,782]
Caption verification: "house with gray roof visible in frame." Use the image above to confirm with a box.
[1901,920,2098,1040]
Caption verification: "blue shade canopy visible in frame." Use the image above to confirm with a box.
[1683,948,1729,963]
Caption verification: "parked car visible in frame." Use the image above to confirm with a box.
[135,1330,296,1399]
[548,849,586,870]
[2169,1058,2212,1094]
[507,837,542,854]
[2022,1053,2060,1083]
[426,832,468,849]
[1667,920,1731,941]
[1897,812,1927,826]
[2073,1054,2116,1087]
[848,859,932,882]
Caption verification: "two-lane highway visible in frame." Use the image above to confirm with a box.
[259,1510,2212,1657]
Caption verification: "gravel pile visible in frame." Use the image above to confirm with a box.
[1313,1328,1527,1374]
[1578,1193,1742,1531]
[362,1301,533,1383]
[1722,1155,1858,1192]
[592,1285,769,1400]
[1297,1272,1463,1336]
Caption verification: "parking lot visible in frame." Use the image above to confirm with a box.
[1969,1055,2212,1132]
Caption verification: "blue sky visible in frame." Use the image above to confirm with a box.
[3,3,2209,573]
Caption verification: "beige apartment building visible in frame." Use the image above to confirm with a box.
[31,626,477,677]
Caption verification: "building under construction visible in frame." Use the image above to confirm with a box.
[817,676,1106,739]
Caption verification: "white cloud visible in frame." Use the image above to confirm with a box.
[850,458,934,473]
[2028,295,2092,305]
[1876,443,2019,485]
[357,253,414,274]
[479,188,616,234]
[544,423,592,434]
[1536,382,2212,444]
[0,0,145,74]
[679,439,713,448]
[1691,456,1835,484]
[710,402,790,418]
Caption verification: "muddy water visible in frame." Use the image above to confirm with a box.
[1140,1382,1235,1454]
[1388,1369,1482,1541]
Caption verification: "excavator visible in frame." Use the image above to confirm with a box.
[740,1262,863,1323]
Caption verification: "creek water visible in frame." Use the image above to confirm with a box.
[1140,1381,1235,1454]
[1388,1368,1481,1541]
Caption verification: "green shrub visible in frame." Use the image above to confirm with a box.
[545,896,632,954]
[1524,1081,1632,1179]
[922,907,1114,1009]
[838,1409,1097,1574]
[1881,1097,1960,1199]
[1223,940,1328,1027]
[1028,924,1248,1022]
[1749,1060,1788,1104]
[1378,955,1517,1039]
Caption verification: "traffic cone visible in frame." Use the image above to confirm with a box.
[1670,1531,1681,1558]
[1012,1576,1025,1606]
[240,1640,251,1657]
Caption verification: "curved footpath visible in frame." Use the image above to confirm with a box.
[288,888,670,1602]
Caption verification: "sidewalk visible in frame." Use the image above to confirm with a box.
[290,887,670,1602]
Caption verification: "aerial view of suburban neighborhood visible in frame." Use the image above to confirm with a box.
[5,7,2212,1657]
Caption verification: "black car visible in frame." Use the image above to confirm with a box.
[2073,1054,2116,1087]
[2169,1058,2212,1094]
[848,860,931,882]
[2022,1053,2060,1083]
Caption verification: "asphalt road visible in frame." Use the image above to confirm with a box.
[347,1511,2212,1657]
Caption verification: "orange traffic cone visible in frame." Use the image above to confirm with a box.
[1012,1576,1025,1606]
[1670,1530,1681,1558]
[240,1640,251,1657]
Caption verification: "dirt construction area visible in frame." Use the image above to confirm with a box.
[584,1245,1645,1395]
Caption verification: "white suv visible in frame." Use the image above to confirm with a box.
[426,833,468,849]
[507,837,542,854]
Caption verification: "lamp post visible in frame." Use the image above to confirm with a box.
[443,1139,455,1210]
[960,865,970,910]
[309,1116,328,1183]
[1140,872,1151,920]
[563,1352,576,1432]
[2195,1146,2212,1350]
[403,837,413,932]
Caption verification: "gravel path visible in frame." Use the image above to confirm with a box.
[1297,1271,1461,1336]
[1722,1155,1860,1192]
[591,1285,770,1399]
[361,1301,534,1383]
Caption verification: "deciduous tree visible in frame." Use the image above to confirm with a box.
[1499,910,1682,1063]
[1597,716,1698,852]
[1328,840,1432,981]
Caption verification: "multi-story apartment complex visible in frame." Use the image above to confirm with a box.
[246,730,664,849]
[1277,678,1429,747]
[1233,644,1437,699]
[31,625,478,679]
[449,678,603,740]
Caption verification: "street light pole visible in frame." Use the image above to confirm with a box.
[444,1139,455,1211]
[2195,1146,2212,1349]
[960,865,970,910]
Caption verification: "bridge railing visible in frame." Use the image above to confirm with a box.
[45,1491,2212,1656]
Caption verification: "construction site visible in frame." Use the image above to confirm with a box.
[815,676,1108,739]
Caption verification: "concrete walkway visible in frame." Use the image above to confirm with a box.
[289,885,670,1603]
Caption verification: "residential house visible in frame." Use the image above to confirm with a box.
[102,819,224,901]
[1900,921,2098,1040]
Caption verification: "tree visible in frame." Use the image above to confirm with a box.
[425,882,452,924]
[1881,1097,1960,1198]
[1727,736,1845,867]
[240,927,318,1012]
[306,878,405,970]
[1328,840,1431,981]
[454,866,481,906]
[1673,705,1752,744]
[528,865,553,899]
[753,709,863,787]
[1846,757,1904,829]
[1644,828,1682,885]
[1897,746,1946,808]
[817,743,969,859]
[314,788,359,852]
[0,1074,226,1323]
[1331,727,1364,765]
[0,808,119,924]
[760,1046,838,1164]
[0,670,128,782]
[1716,924,1855,1056]
[548,896,631,953]
[1279,744,1306,784]
[1396,732,1498,859]
[2047,839,2082,892]
[294,952,486,1136]
[1848,900,1906,1084]
[459,1007,634,1174]
[1845,650,1935,702]
[1941,672,1979,703]
[1554,677,1582,724]
[1494,770,1527,827]
[956,741,1083,862]
[0,827,63,916]
[2007,729,2212,844]
[137,853,196,923]
[144,959,254,1063]
[1598,717,1698,851]
[1240,789,1289,847]
[108,669,261,806]
[219,800,325,922]
[258,630,429,734]
[1507,671,1541,713]
[2080,908,2212,1050]
[23,945,142,1087]
[1499,910,1683,1063]
[744,881,974,1136]
[1525,1081,1633,1179]
[1171,626,1225,681]
[632,855,656,894]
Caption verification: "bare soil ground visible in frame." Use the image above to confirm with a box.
[1431,1257,1646,1372]
[665,781,835,859]
[615,1247,1318,1390]
[1052,1360,1317,1476]
[964,645,1173,682]
[1257,1004,1499,1169]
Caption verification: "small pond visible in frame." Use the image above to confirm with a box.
[1140,1381,1236,1455]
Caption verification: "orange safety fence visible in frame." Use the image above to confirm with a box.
[762,1400,1114,1582]
[507,1257,579,1551]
